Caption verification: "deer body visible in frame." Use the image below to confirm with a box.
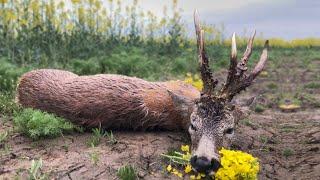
[17,69,200,130]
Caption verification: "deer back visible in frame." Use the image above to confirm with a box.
[17,69,200,130]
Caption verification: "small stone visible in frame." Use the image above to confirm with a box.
[138,171,147,178]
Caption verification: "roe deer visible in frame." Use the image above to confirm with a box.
[16,10,268,175]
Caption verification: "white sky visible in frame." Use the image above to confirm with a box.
[122,0,320,40]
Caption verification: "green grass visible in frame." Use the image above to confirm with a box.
[241,119,255,127]
[28,158,47,180]
[0,131,8,144]
[87,127,107,147]
[0,93,20,116]
[259,136,268,144]
[89,151,100,166]
[266,82,278,90]
[117,165,137,180]
[13,108,76,140]
[106,131,117,145]
[304,82,320,89]
[0,58,29,92]
[254,104,266,113]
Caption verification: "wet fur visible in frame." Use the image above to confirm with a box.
[17,69,200,130]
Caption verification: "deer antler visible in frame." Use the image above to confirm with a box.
[194,10,218,96]
[194,10,269,102]
[219,33,269,102]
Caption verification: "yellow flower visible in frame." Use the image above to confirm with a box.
[0,0,8,4]
[71,0,81,4]
[196,173,202,179]
[215,148,260,180]
[184,164,192,173]
[184,73,203,91]
[166,164,172,172]
[181,145,189,152]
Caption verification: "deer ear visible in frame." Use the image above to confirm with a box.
[167,90,194,118]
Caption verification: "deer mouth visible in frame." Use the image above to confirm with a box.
[190,155,222,175]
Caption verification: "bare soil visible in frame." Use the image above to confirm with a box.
[1,57,319,179]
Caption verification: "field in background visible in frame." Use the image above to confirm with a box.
[0,0,320,179]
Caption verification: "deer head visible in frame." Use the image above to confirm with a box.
[187,10,269,175]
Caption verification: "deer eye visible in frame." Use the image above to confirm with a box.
[225,128,234,134]
[189,124,197,131]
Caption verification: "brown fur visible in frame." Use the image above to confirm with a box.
[16,69,200,130]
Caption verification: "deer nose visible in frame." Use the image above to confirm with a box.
[190,156,221,174]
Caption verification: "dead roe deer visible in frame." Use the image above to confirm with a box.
[16,11,268,175]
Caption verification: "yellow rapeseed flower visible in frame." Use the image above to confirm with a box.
[184,73,203,91]
[71,0,81,4]
[181,145,189,152]
[166,164,172,172]
[0,0,8,4]
[184,164,192,173]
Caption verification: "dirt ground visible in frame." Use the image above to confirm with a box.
[1,57,319,179]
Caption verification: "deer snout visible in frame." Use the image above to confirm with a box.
[190,155,221,174]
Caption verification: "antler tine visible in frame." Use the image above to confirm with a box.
[226,40,269,101]
[219,29,268,102]
[194,10,217,95]
[220,33,238,99]
[236,30,256,75]
[247,40,269,80]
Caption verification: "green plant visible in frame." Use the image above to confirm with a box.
[13,108,75,140]
[304,82,320,89]
[0,59,29,92]
[0,131,8,145]
[254,104,265,113]
[28,158,47,180]
[87,127,107,147]
[282,148,294,157]
[259,136,268,144]
[106,131,117,144]
[89,151,100,166]
[241,119,255,127]
[0,93,20,116]
[267,82,278,89]
[117,165,137,180]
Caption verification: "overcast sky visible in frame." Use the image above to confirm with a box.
[133,0,320,40]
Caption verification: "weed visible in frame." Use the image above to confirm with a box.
[241,119,255,127]
[0,131,8,144]
[259,136,268,144]
[280,127,296,133]
[74,126,85,133]
[13,108,75,140]
[0,93,20,116]
[267,83,278,89]
[117,165,137,180]
[282,148,294,157]
[0,131,9,152]
[0,59,29,92]
[87,127,107,147]
[89,151,100,166]
[254,104,265,113]
[62,144,69,152]
[106,131,117,144]
[304,82,320,89]
[28,158,47,180]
